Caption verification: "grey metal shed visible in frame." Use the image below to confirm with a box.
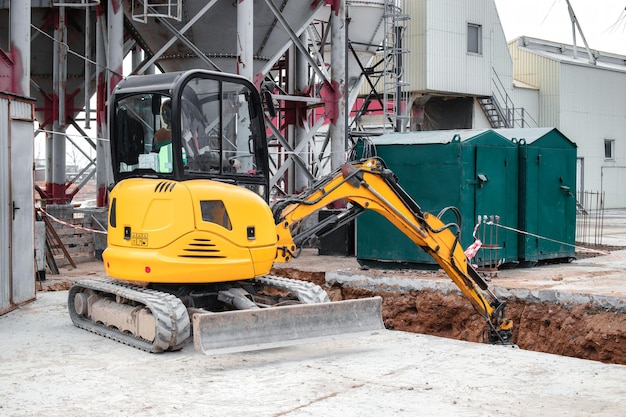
[1,92,36,315]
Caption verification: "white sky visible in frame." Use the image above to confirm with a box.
[494,0,626,56]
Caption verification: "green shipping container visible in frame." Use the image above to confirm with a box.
[356,129,519,268]
[495,128,577,264]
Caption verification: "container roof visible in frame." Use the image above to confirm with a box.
[514,36,626,73]
[371,129,509,145]
[495,127,577,148]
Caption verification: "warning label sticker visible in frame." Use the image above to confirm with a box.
[131,233,148,246]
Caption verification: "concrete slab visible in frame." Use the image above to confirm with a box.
[1,291,625,416]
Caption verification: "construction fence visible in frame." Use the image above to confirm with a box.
[576,191,605,246]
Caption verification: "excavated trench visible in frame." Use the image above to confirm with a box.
[273,267,626,366]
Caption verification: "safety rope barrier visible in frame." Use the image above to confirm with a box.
[488,222,612,256]
[36,206,108,235]
[464,217,624,265]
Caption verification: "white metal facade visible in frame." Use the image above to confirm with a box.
[509,37,626,208]
[405,0,512,97]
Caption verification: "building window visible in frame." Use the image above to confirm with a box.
[605,139,615,160]
[0,9,8,51]
[467,23,482,55]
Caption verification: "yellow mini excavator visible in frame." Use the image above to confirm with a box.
[68,70,513,354]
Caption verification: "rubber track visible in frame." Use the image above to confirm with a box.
[254,275,330,304]
[68,279,191,353]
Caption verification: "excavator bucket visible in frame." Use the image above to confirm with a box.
[192,297,384,355]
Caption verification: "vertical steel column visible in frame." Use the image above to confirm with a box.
[106,0,124,201]
[287,46,296,193]
[294,32,310,192]
[95,4,108,207]
[394,24,403,132]
[10,0,30,96]
[84,6,91,129]
[237,0,254,81]
[107,0,124,203]
[51,6,68,203]
[108,0,124,91]
[329,0,346,171]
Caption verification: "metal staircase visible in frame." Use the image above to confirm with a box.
[481,68,538,129]
[478,96,510,128]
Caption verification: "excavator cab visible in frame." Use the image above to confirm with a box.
[110,70,270,200]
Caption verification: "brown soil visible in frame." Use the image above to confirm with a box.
[272,266,626,366]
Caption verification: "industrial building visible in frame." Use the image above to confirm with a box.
[1,0,625,309]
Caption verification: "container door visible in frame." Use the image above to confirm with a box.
[536,147,576,259]
[473,145,517,266]
[0,99,10,313]
[10,118,35,305]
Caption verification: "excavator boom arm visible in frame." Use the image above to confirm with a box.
[273,158,513,344]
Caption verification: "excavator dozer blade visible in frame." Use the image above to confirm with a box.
[192,296,384,355]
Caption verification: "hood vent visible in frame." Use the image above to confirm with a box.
[179,238,226,259]
[154,181,177,193]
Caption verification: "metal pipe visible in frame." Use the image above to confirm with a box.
[51,120,67,203]
[50,6,68,203]
[295,31,310,192]
[330,0,346,171]
[84,5,91,129]
[237,0,254,81]
[394,24,403,132]
[95,3,109,207]
[10,0,31,96]
[287,45,296,193]
[105,0,124,204]
[108,0,124,92]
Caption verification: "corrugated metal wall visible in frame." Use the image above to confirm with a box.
[510,84,540,126]
[403,0,511,97]
[403,0,426,90]
[509,40,561,128]
[559,63,626,208]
